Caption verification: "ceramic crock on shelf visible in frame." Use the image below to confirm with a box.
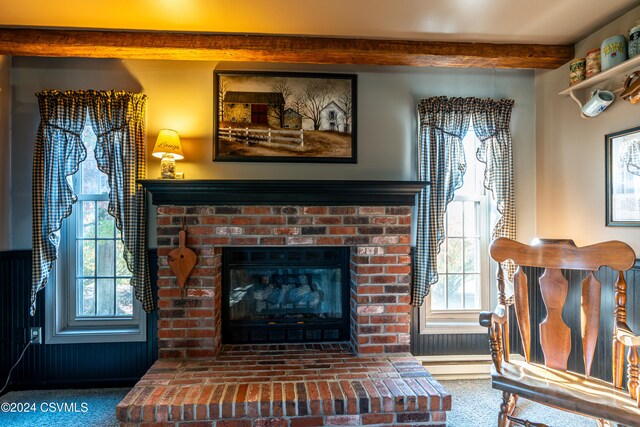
[601,34,628,71]
[569,58,586,85]
[586,48,601,78]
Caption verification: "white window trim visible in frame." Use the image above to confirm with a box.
[420,182,497,335]
[416,124,501,335]
[45,263,146,344]
[45,124,146,345]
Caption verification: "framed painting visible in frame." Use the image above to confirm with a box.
[606,125,640,226]
[214,71,357,163]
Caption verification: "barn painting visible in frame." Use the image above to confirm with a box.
[214,71,357,163]
[223,91,285,128]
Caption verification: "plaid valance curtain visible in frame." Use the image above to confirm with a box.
[31,90,151,315]
[413,96,516,306]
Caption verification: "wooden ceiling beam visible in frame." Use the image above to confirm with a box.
[0,28,574,69]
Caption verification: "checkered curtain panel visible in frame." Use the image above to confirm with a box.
[87,91,152,312]
[31,91,90,315]
[413,97,472,306]
[472,98,516,242]
[31,90,151,316]
[413,97,516,307]
[472,98,517,287]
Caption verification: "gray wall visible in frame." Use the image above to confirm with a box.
[0,56,10,251]
[9,57,536,251]
[535,5,640,253]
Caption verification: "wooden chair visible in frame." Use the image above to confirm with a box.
[479,237,640,427]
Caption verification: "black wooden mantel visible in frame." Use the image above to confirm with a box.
[139,180,427,206]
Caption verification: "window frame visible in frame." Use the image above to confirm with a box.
[45,125,146,345]
[420,194,494,334]
[420,128,497,335]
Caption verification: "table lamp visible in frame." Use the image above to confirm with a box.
[152,129,184,179]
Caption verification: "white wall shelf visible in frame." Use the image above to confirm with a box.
[559,54,640,118]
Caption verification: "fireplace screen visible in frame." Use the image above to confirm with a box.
[222,247,350,343]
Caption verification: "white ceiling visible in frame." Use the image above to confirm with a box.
[0,0,638,45]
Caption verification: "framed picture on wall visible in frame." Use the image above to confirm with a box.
[213,71,357,163]
[606,125,640,226]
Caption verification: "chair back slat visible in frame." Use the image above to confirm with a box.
[581,272,601,377]
[539,268,571,370]
[513,266,531,362]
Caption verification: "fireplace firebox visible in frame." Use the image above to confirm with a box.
[222,247,350,344]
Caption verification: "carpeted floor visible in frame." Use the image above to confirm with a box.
[440,379,595,426]
[0,388,127,427]
[0,380,597,426]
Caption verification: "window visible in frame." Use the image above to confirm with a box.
[421,126,497,334]
[46,121,145,343]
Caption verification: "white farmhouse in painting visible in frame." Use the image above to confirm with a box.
[319,101,346,132]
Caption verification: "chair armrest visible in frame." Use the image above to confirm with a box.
[479,303,509,373]
[616,321,640,347]
[479,303,508,328]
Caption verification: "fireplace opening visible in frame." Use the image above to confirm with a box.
[222,246,350,344]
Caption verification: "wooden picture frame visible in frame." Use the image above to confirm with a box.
[214,71,357,163]
[606,125,640,226]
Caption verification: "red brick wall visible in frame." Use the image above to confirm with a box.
[156,205,413,358]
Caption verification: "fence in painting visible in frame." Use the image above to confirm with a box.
[219,127,305,148]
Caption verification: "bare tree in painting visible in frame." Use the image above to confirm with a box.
[300,81,335,130]
[337,91,352,133]
[218,79,229,122]
[269,79,294,127]
[291,93,306,114]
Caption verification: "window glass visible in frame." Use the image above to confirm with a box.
[73,124,132,318]
[432,128,487,312]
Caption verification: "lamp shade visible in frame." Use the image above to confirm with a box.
[152,129,184,160]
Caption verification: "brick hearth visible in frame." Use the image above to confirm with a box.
[117,344,450,426]
[117,181,449,426]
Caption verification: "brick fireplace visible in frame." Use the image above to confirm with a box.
[117,180,451,426]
